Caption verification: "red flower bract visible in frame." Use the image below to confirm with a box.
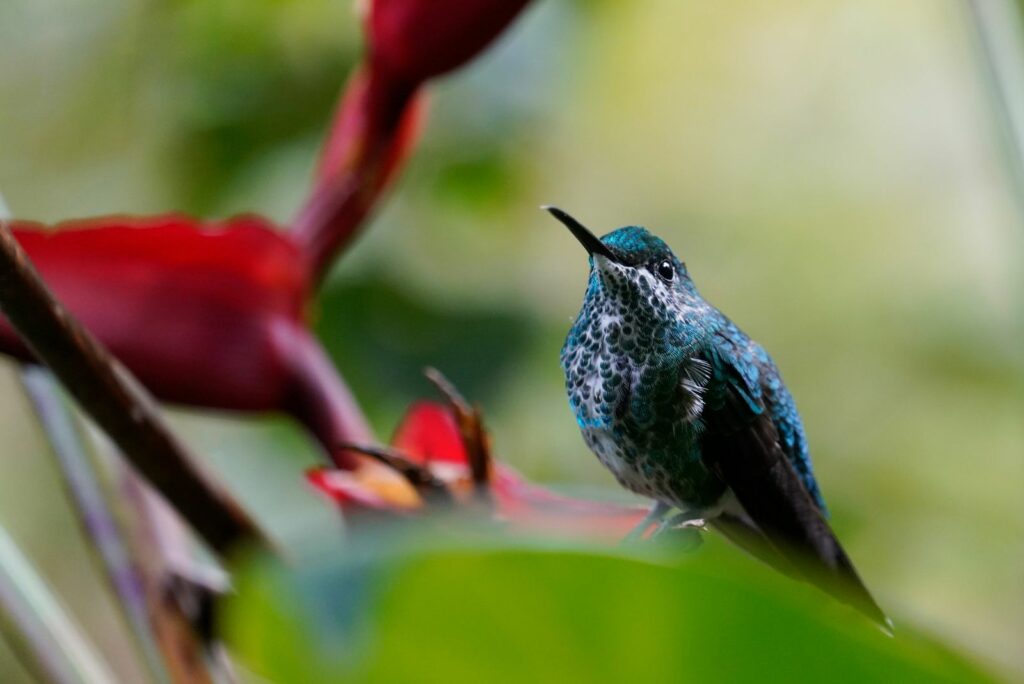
[2,215,306,410]
[392,401,469,465]
[291,1,530,280]
[367,0,531,86]
[292,66,425,278]
[0,215,399,483]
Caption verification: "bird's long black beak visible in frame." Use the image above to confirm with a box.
[542,206,615,260]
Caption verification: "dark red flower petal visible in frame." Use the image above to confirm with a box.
[292,0,530,278]
[0,215,384,468]
[1,215,308,410]
[292,66,426,279]
[314,66,425,190]
[367,0,531,85]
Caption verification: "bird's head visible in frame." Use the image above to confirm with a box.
[545,206,702,323]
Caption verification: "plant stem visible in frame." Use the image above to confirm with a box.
[0,522,118,684]
[20,367,172,684]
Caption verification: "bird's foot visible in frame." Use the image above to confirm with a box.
[654,512,707,534]
[651,513,706,551]
[621,501,671,545]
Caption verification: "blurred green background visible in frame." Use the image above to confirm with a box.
[0,0,1022,682]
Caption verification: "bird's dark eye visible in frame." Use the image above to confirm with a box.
[655,260,674,281]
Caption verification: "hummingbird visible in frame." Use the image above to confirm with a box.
[546,206,891,632]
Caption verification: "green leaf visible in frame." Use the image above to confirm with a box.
[225,534,997,684]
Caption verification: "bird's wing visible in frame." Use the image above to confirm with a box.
[704,320,828,513]
[759,361,829,514]
[699,336,891,631]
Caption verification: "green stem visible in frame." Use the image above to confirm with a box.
[0,522,118,684]
[966,0,1024,212]
[20,368,171,684]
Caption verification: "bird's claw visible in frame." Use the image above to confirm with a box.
[650,515,706,550]
[654,515,706,535]
[620,505,706,550]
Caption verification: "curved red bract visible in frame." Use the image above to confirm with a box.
[292,66,426,279]
[1,216,309,411]
[292,0,529,279]
[10,214,307,317]
[391,401,469,465]
[368,0,531,85]
[315,67,425,191]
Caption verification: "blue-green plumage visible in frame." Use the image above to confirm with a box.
[559,222,825,515]
[548,206,889,631]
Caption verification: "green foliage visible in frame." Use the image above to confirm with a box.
[226,533,998,684]
[168,0,360,214]
[315,276,538,428]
